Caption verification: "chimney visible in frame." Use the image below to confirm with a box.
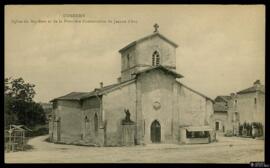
[117,77,121,83]
[253,80,261,90]
[254,80,261,85]
[100,82,103,88]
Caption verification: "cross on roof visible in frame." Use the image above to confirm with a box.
[153,23,159,33]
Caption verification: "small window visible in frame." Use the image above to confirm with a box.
[85,116,89,122]
[254,98,257,105]
[94,114,98,136]
[127,54,130,68]
[152,51,160,66]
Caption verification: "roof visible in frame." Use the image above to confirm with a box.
[176,81,214,102]
[50,79,135,102]
[51,92,89,101]
[133,65,184,78]
[215,96,231,103]
[237,85,265,94]
[119,32,178,53]
[219,96,231,102]
[8,125,32,132]
[213,103,228,112]
[182,126,213,132]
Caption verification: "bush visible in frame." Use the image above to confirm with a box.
[26,126,48,137]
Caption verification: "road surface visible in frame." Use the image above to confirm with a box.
[5,134,264,163]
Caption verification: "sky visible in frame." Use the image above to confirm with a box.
[5,5,265,103]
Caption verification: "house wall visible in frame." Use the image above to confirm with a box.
[256,92,265,124]
[237,92,260,124]
[102,81,137,146]
[213,112,228,132]
[206,100,214,126]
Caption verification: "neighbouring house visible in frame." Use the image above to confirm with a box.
[49,25,215,146]
[214,80,265,138]
[234,80,265,137]
[213,96,232,134]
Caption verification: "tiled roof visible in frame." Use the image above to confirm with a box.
[133,65,184,78]
[237,85,265,94]
[176,81,214,102]
[119,32,178,52]
[213,103,228,112]
[50,79,135,102]
[52,92,90,101]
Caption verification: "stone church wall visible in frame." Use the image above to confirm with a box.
[136,35,176,70]
[102,82,137,146]
[138,69,175,144]
[176,83,210,127]
[121,46,137,82]
[81,97,103,146]
[54,100,82,143]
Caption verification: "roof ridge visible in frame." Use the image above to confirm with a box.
[119,32,178,52]
[176,81,214,102]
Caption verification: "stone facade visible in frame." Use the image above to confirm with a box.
[120,33,177,82]
[50,29,215,146]
[214,80,265,137]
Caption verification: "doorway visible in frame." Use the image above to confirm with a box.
[151,120,161,143]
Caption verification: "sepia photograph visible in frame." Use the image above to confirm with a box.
[4,4,265,163]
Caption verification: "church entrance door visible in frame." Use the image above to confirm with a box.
[151,120,161,143]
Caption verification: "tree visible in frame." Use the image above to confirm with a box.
[5,77,35,102]
[4,77,46,128]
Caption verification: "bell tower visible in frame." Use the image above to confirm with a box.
[118,24,178,82]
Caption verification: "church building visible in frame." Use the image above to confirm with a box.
[49,25,215,146]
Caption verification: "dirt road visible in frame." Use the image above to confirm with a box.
[5,135,264,163]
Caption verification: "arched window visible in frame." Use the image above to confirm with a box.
[152,51,160,66]
[94,114,98,136]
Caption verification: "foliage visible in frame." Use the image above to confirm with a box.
[4,77,46,129]
[26,126,49,137]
